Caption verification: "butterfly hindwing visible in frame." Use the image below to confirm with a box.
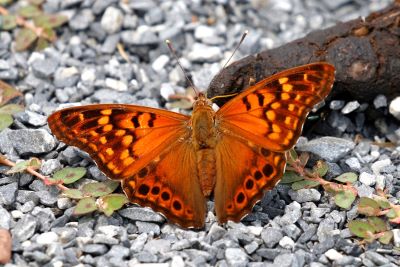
[122,139,207,228]
[217,63,335,151]
[214,134,286,223]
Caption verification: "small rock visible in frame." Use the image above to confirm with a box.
[296,137,355,162]
[8,129,56,156]
[345,157,361,171]
[15,110,47,127]
[143,239,171,254]
[341,101,360,114]
[12,214,37,241]
[121,27,158,45]
[31,58,59,78]
[0,207,11,229]
[187,43,222,62]
[273,253,299,267]
[280,201,302,225]
[261,228,283,248]
[105,78,128,91]
[389,97,400,120]
[392,229,400,247]
[194,25,217,40]
[279,236,295,249]
[82,244,108,255]
[130,233,147,253]
[69,9,95,30]
[0,182,17,206]
[152,55,170,73]
[359,172,376,186]
[288,189,321,203]
[54,67,80,87]
[325,248,343,261]
[136,250,158,262]
[225,248,249,267]
[373,94,387,108]
[40,159,62,176]
[244,241,259,254]
[101,7,123,34]
[106,245,130,259]
[145,7,164,25]
[364,251,389,265]
[36,232,59,245]
[136,221,160,235]
[119,207,165,223]
[329,100,345,110]
[371,158,391,176]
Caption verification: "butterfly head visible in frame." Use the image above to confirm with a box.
[193,92,213,112]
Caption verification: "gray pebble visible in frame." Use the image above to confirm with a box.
[12,214,37,241]
[101,6,124,34]
[261,228,283,248]
[225,248,249,267]
[82,244,109,255]
[69,9,95,30]
[373,94,387,109]
[54,67,80,87]
[136,250,158,262]
[0,182,17,206]
[288,189,321,203]
[119,207,165,223]
[136,221,161,235]
[341,101,360,114]
[364,251,390,265]
[296,137,355,162]
[0,206,11,229]
[144,239,171,254]
[7,129,56,156]
[280,201,302,225]
[345,157,361,171]
[31,58,58,79]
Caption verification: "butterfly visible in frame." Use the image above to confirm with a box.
[47,62,335,229]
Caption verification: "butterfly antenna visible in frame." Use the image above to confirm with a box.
[222,30,248,70]
[165,40,199,96]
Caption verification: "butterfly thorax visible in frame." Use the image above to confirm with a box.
[191,94,218,196]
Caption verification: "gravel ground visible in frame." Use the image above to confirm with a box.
[0,0,399,266]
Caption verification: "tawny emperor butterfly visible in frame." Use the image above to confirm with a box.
[48,62,335,228]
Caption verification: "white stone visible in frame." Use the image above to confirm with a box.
[98,225,120,237]
[194,25,216,39]
[247,226,263,236]
[151,55,170,73]
[11,210,23,219]
[359,172,376,186]
[105,78,127,91]
[101,7,124,34]
[170,256,185,267]
[36,232,59,245]
[187,43,222,62]
[81,68,96,85]
[389,97,400,120]
[371,159,391,176]
[392,229,400,247]
[325,249,343,261]
[279,236,295,249]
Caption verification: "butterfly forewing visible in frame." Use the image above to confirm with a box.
[214,62,335,223]
[217,63,335,151]
[48,104,190,180]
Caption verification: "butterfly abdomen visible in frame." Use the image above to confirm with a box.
[196,149,216,197]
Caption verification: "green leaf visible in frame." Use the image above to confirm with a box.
[0,80,22,105]
[6,158,40,174]
[18,5,42,18]
[334,172,358,183]
[0,113,13,131]
[298,152,309,167]
[291,179,320,190]
[348,220,375,240]
[0,0,13,6]
[15,28,37,51]
[358,197,381,216]
[74,197,97,215]
[286,148,298,165]
[0,104,24,115]
[0,15,17,30]
[82,180,120,197]
[50,167,86,184]
[280,171,304,184]
[34,14,68,28]
[313,160,329,177]
[379,231,393,245]
[373,195,391,209]
[334,189,356,209]
[41,27,56,41]
[35,37,49,50]
[98,194,129,216]
[29,0,45,5]
[367,217,387,233]
[62,189,84,199]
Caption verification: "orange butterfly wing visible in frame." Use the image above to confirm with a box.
[214,62,335,223]
[48,105,207,228]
